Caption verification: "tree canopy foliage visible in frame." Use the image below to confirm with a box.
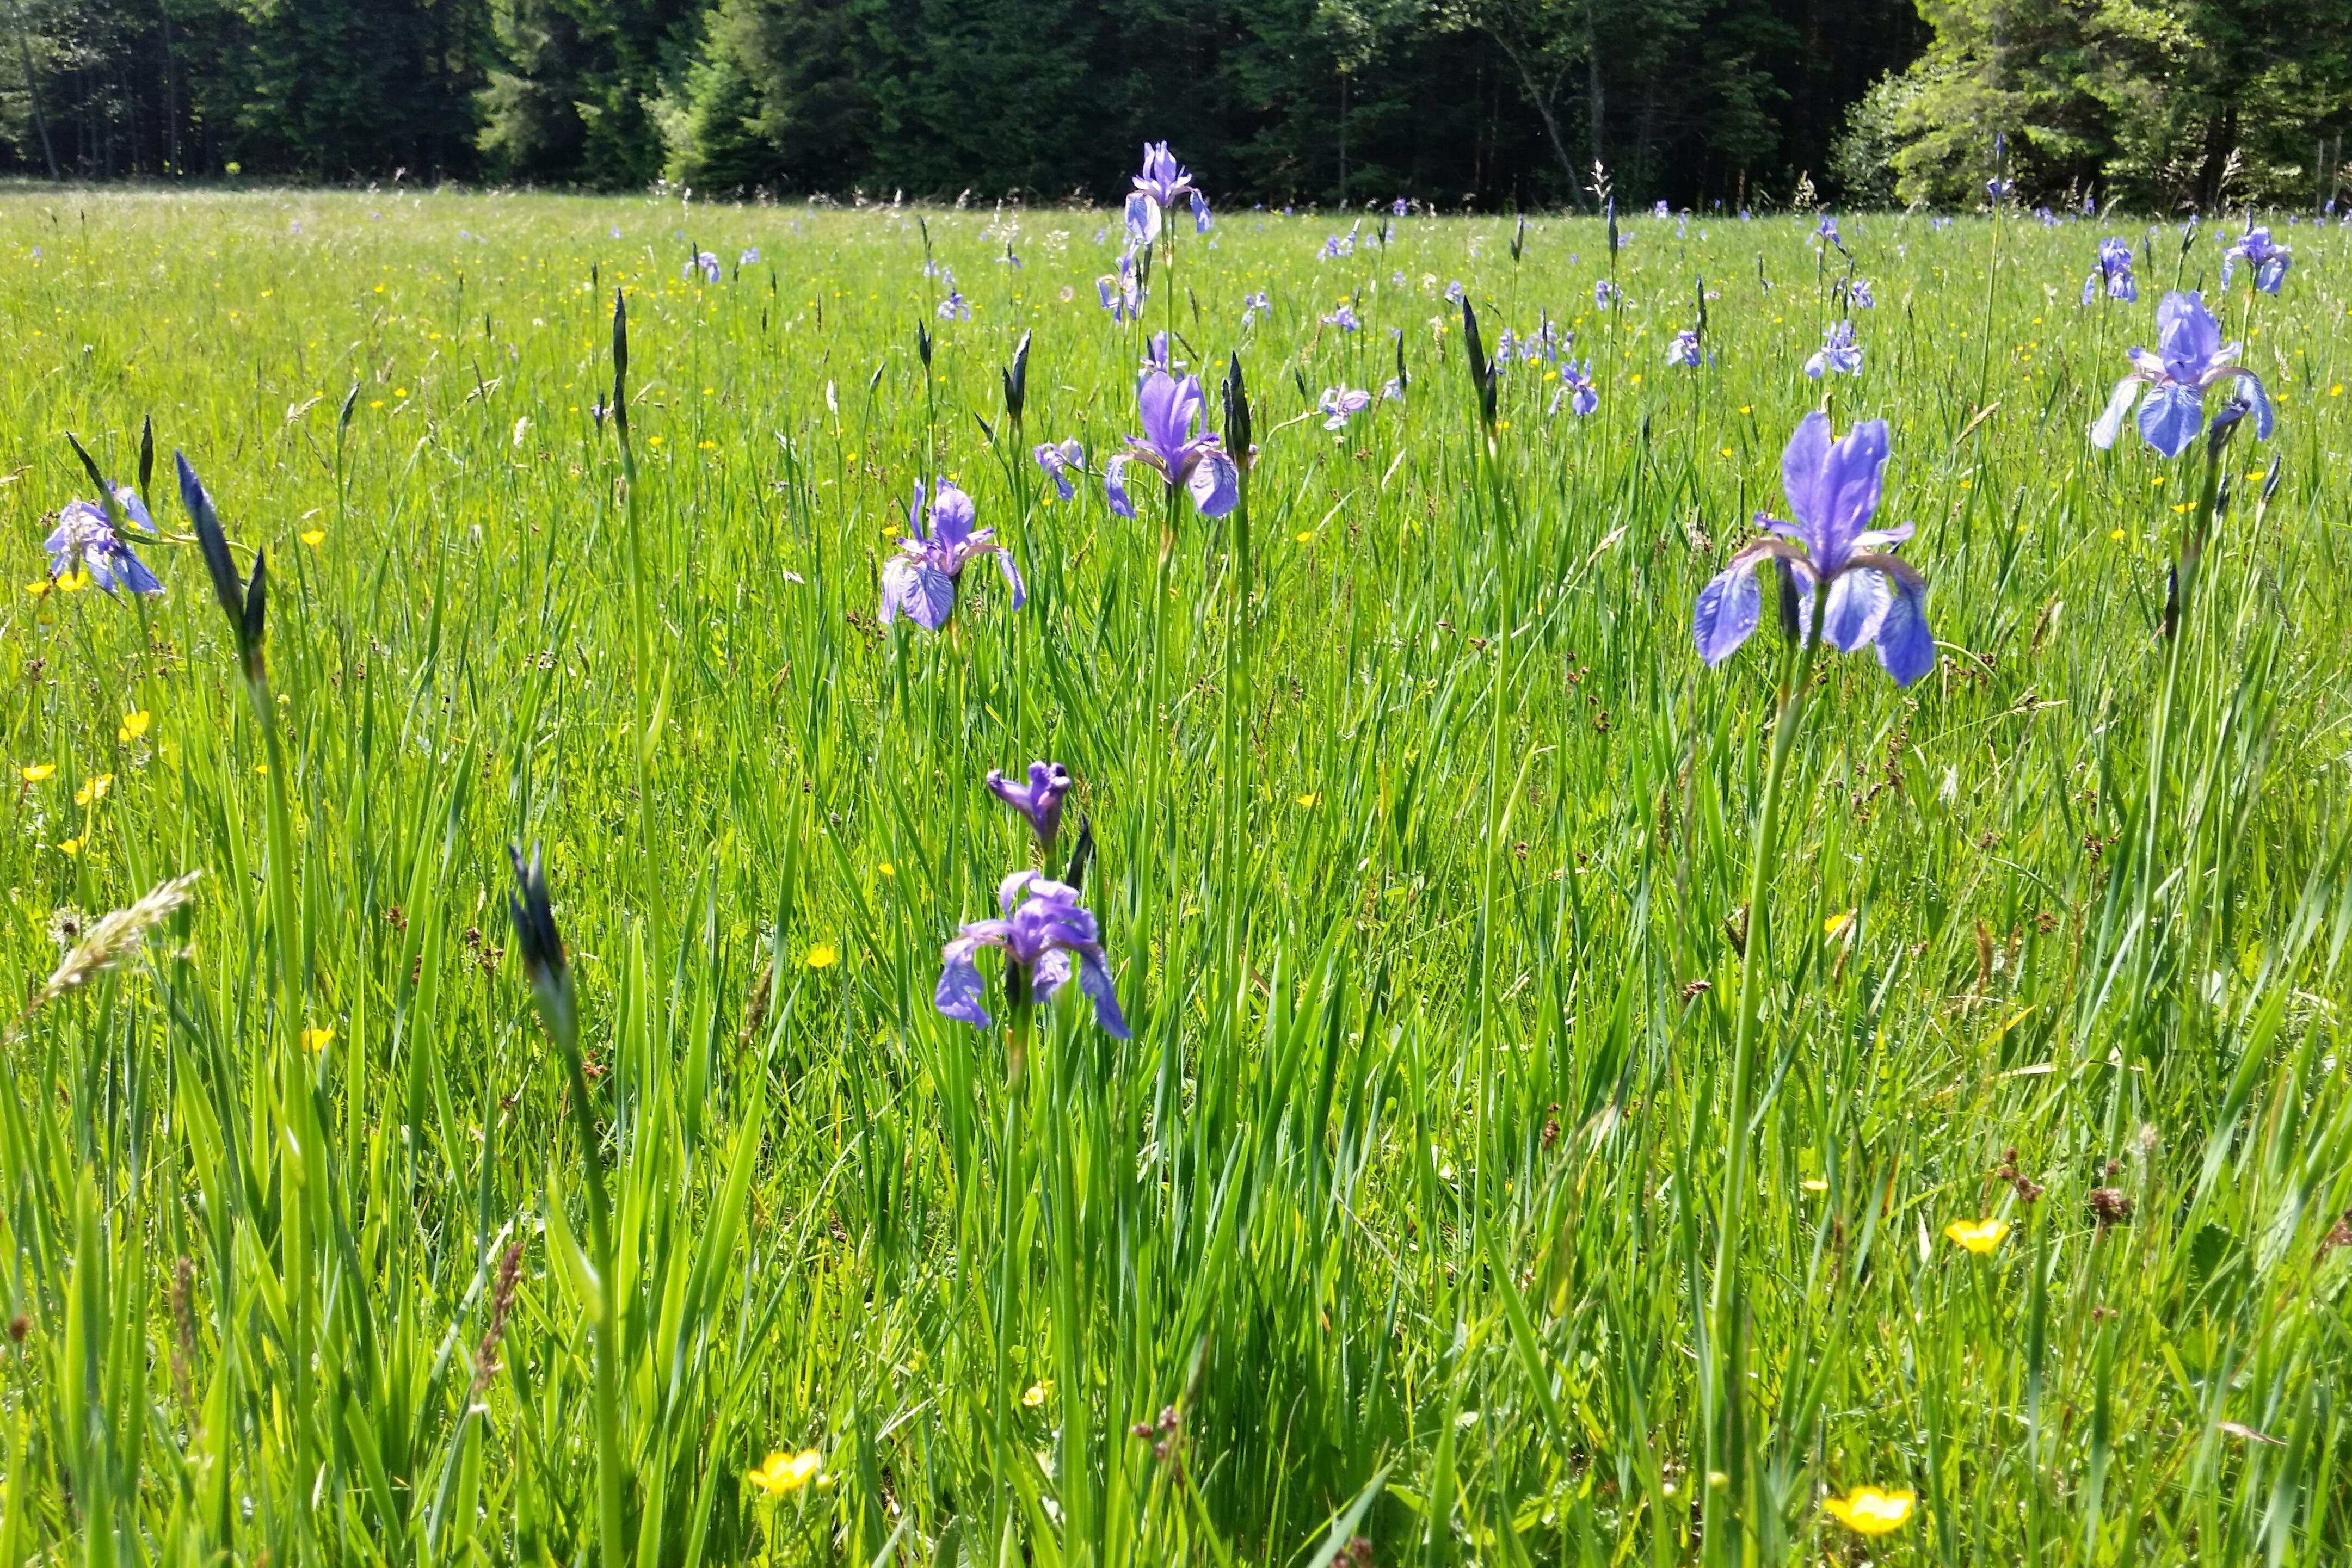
[0,0,2341,208]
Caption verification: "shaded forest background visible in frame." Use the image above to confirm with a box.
[3,0,2348,209]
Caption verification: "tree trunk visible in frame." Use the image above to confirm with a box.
[11,1,59,180]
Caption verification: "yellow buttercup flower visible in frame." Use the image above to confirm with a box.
[877,862,895,878]
[1021,1379,1052,1409]
[747,1449,822,1495]
[1823,1486,1915,1535]
[76,773,114,806]
[56,570,90,594]
[1943,1218,2010,1255]
[119,711,151,743]
[301,529,327,547]
[1823,910,1855,940]
[56,837,83,857]
[21,763,55,783]
[300,1026,335,1052]
[24,579,51,598]
[804,944,839,970]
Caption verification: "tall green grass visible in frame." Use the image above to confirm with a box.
[1,187,2348,1565]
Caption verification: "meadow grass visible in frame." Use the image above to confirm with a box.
[1,185,2349,1565]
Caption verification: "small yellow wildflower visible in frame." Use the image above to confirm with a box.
[2332,384,2344,397]
[57,837,83,857]
[804,943,839,970]
[301,529,326,547]
[119,711,151,743]
[300,1026,335,1052]
[1822,1486,1915,1535]
[878,862,896,878]
[1021,1379,1052,1409]
[1823,910,1855,940]
[1295,530,1314,544]
[24,579,51,598]
[1801,1178,1828,1194]
[747,1450,823,1496]
[56,570,90,594]
[1943,1217,2010,1255]
[21,763,55,783]
[76,774,114,806]
[1296,792,1320,807]
[2110,529,2126,542]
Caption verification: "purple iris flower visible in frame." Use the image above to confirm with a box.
[2221,223,2289,293]
[1654,200,1671,219]
[1804,319,1861,379]
[1323,303,1362,332]
[937,271,969,320]
[2034,205,2058,227]
[1550,360,1598,417]
[685,250,721,283]
[1033,439,1084,500]
[1317,386,1372,429]
[1321,223,1359,260]
[1594,279,1620,307]
[1241,290,1271,326]
[1665,329,1702,368]
[1986,177,2014,203]
[1110,371,1239,518]
[1098,252,1142,322]
[2090,291,2274,459]
[935,871,1128,1037]
[1392,197,1409,217]
[987,762,1074,851]
[46,489,163,594]
[879,478,1025,631]
[1191,192,1212,233]
[740,248,761,266]
[1142,331,1171,374]
[1813,214,1840,247]
[2082,192,2097,217]
[1443,279,1465,304]
[1133,141,1197,211]
[2083,238,2137,305]
[1846,277,1875,309]
[1692,413,1934,687]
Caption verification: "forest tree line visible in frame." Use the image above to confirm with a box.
[2,0,2345,210]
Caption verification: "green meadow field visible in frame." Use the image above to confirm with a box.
[2,184,2349,1565]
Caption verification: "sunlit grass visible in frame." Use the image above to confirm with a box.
[1,185,2347,1564]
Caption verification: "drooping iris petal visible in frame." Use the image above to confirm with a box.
[1125,192,1161,248]
[2090,377,2142,450]
[2136,382,2205,459]
[1820,567,1890,653]
[1865,560,1935,686]
[1104,455,1135,518]
[2231,373,2274,441]
[1074,947,1131,1038]
[935,937,994,1028]
[995,548,1026,608]
[1692,552,1765,666]
[1187,449,1239,518]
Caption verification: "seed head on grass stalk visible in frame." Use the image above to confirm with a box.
[24,869,200,1014]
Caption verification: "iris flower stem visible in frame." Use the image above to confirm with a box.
[1220,470,1253,898]
[2133,425,2232,1049]
[1702,608,1821,1566]
[599,295,639,1568]
[548,984,624,1568]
